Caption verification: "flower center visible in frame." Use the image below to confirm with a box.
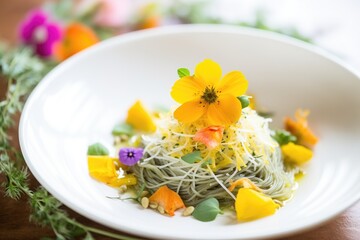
[201,86,218,104]
[127,151,134,158]
[33,26,48,44]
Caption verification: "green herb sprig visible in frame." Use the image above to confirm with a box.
[0,46,138,240]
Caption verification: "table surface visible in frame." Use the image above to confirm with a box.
[0,1,359,239]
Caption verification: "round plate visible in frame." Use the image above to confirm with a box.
[19,25,360,240]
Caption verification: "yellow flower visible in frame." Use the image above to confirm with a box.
[171,59,248,125]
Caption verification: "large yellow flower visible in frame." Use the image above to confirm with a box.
[171,59,248,125]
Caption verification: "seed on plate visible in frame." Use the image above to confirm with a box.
[157,205,165,214]
[113,136,121,145]
[182,206,195,216]
[149,201,158,209]
[120,135,129,141]
[141,197,149,209]
[119,185,127,193]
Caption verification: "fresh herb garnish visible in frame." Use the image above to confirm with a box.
[177,68,190,78]
[87,143,109,156]
[192,197,222,222]
[182,151,202,164]
[237,95,250,108]
[272,130,297,146]
[112,123,134,136]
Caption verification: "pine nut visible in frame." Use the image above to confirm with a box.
[149,201,158,209]
[182,206,195,216]
[157,205,165,214]
[119,185,127,193]
[141,197,149,209]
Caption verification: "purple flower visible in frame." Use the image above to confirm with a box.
[119,148,143,166]
[18,9,62,57]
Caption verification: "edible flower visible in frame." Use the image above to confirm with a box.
[53,22,98,61]
[194,125,224,149]
[18,9,62,57]
[228,178,261,192]
[119,147,143,166]
[93,0,132,27]
[284,109,318,148]
[149,185,185,216]
[136,3,161,29]
[235,188,278,221]
[126,100,156,133]
[171,59,248,125]
[281,142,313,165]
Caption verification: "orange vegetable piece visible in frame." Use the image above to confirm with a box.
[284,109,318,148]
[53,23,99,61]
[149,185,185,216]
[194,125,224,149]
[228,178,261,192]
[138,16,160,29]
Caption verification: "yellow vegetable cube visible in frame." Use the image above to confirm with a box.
[281,142,313,164]
[108,174,137,187]
[88,156,118,184]
[235,188,278,221]
[126,100,156,133]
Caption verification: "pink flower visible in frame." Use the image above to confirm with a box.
[18,9,62,57]
[94,0,132,27]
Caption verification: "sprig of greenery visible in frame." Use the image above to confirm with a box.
[167,1,312,43]
[0,46,138,240]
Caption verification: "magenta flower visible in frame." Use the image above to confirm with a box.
[18,9,62,57]
[119,148,143,166]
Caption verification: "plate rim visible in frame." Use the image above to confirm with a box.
[19,24,360,240]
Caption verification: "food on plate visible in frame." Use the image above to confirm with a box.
[87,59,318,222]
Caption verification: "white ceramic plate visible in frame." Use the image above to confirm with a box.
[19,25,360,240]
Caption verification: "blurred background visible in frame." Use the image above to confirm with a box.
[0,0,359,68]
[0,0,360,239]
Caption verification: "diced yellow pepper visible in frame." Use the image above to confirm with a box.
[126,100,156,133]
[281,142,313,164]
[235,188,278,221]
[88,156,118,184]
[108,174,137,187]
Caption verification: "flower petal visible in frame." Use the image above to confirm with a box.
[194,126,224,149]
[174,99,207,123]
[206,94,241,125]
[170,76,205,104]
[195,59,222,86]
[217,71,248,97]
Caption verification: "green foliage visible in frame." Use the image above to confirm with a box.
[181,151,202,164]
[272,129,297,146]
[192,197,221,222]
[177,68,190,78]
[112,123,134,136]
[237,95,250,109]
[87,143,109,156]
[0,46,138,240]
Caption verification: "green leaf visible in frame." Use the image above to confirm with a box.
[87,143,109,156]
[112,123,134,136]
[177,68,190,78]
[237,95,250,108]
[182,151,202,164]
[272,130,297,146]
[192,197,221,222]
